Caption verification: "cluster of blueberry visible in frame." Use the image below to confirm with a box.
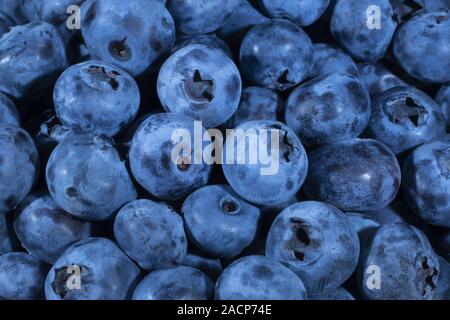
[0,0,449,301]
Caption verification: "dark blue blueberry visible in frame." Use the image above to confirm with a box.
[181,254,223,280]
[393,10,450,83]
[114,199,187,270]
[436,84,450,127]
[133,266,214,300]
[357,62,407,96]
[158,44,241,128]
[309,287,355,300]
[266,201,360,294]
[358,223,439,300]
[173,34,232,58]
[402,136,450,227]
[81,0,175,76]
[182,185,260,258]
[53,60,140,137]
[285,72,371,147]
[331,0,397,62]
[0,92,20,126]
[14,191,93,264]
[46,134,137,221]
[240,19,314,91]
[304,139,401,212]
[215,255,307,300]
[45,237,141,300]
[309,43,358,79]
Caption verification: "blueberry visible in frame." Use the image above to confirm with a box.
[357,62,407,96]
[309,43,359,79]
[331,0,397,62]
[0,252,48,300]
[14,191,93,264]
[258,0,330,27]
[173,34,232,58]
[166,0,241,35]
[215,255,307,300]
[222,120,308,207]
[240,19,314,91]
[182,185,260,258]
[181,254,223,281]
[46,134,137,221]
[309,287,355,300]
[81,0,175,76]
[358,223,439,300]
[0,92,20,126]
[304,139,401,212]
[434,257,450,300]
[393,10,450,83]
[0,126,39,212]
[158,44,242,128]
[114,199,187,270]
[53,60,140,137]
[129,113,212,200]
[45,237,141,300]
[0,22,68,99]
[285,72,371,147]
[436,84,450,127]
[402,136,450,227]
[229,86,283,128]
[266,201,360,294]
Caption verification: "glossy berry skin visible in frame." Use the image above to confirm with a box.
[133,266,213,300]
[266,201,360,294]
[215,255,307,300]
[0,126,39,212]
[182,254,223,280]
[367,86,446,155]
[229,86,282,128]
[222,120,308,207]
[81,0,175,76]
[304,139,401,212]
[285,72,371,147]
[53,60,140,137]
[158,45,241,128]
[310,287,355,300]
[14,192,93,264]
[173,34,232,58]
[114,199,188,270]
[0,22,68,99]
[358,223,439,300]
[166,0,241,35]
[331,0,397,62]
[436,84,450,127]
[358,63,407,96]
[393,10,450,83]
[259,0,330,27]
[182,185,260,258]
[0,92,20,126]
[46,134,137,221]
[402,137,450,228]
[309,43,358,79]
[240,19,314,91]
[0,252,48,300]
[129,113,212,200]
[45,238,141,300]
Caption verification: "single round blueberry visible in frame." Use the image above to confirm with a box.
[304,139,401,212]
[46,134,137,221]
[309,287,355,300]
[402,136,450,227]
[129,113,212,200]
[0,252,48,300]
[114,199,188,270]
[181,254,223,281]
[285,72,371,147]
[45,237,141,300]
[53,60,140,137]
[182,185,260,258]
[14,191,93,264]
[81,0,175,76]
[0,92,20,127]
[215,255,307,300]
[240,19,314,91]
[133,266,214,300]
[393,10,450,83]
[0,126,39,212]
[309,43,358,79]
[367,86,447,155]
[331,0,397,62]
[158,44,242,128]
[173,34,232,58]
[259,0,330,27]
[436,84,450,127]
[166,0,241,35]
[266,201,360,294]
[357,63,407,96]
[358,223,439,300]
[222,120,308,207]
[0,22,68,99]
